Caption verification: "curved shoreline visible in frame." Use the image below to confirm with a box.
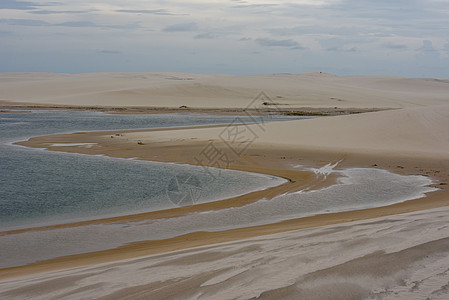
[1,140,291,235]
[1,187,448,280]
[1,125,448,278]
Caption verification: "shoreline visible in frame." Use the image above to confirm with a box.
[2,74,449,297]
[1,122,448,279]
[0,100,390,116]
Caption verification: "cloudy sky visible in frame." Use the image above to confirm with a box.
[1,0,449,76]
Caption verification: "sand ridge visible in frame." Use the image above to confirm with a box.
[1,72,449,108]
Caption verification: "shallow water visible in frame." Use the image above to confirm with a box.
[0,110,295,230]
[0,165,438,268]
[0,110,439,268]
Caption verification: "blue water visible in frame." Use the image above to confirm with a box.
[0,110,297,230]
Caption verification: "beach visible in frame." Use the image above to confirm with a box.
[1,72,449,299]
[1,206,448,299]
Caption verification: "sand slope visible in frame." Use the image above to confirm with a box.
[124,104,449,160]
[1,72,449,108]
[258,104,449,158]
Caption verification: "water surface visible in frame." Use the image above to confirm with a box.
[0,110,295,230]
[0,110,438,268]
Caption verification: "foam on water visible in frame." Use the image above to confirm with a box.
[48,143,97,147]
[309,160,342,178]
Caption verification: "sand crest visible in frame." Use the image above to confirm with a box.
[1,72,449,108]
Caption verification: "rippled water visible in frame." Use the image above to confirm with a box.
[0,110,296,230]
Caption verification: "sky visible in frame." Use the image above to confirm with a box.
[1,0,449,77]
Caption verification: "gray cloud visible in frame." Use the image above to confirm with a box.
[0,18,50,26]
[98,50,121,54]
[194,32,217,39]
[232,4,278,9]
[444,43,449,55]
[116,9,176,15]
[0,30,13,36]
[1,0,448,77]
[163,22,197,32]
[383,43,408,50]
[279,1,449,39]
[0,18,139,29]
[56,21,99,27]
[417,40,438,53]
[414,40,442,65]
[29,10,89,15]
[329,0,432,20]
[325,47,357,53]
[255,38,298,47]
[317,37,373,53]
[291,45,307,51]
[268,25,365,37]
[0,0,43,10]
[58,21,140,29]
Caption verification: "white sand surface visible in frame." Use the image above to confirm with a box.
[123,103,449,160]
[1,72,449,108]
[1,206,448,299]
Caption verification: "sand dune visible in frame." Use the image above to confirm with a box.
[257,104,449,158]
[1,72,449,108]
[124,103,449,159]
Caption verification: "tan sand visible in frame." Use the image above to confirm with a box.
[117,103,449,159]
[1,72,449,109]
[2,104,448,274]
[1,207,449,299]
[1,72,449,298]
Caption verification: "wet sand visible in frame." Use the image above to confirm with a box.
[2,206,448,299]
[1,123,447,280]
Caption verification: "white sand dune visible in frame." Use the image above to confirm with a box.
[125,103,449,160]
[6,72,448,159]
[1,72,449,108]
[257,104,449,158]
